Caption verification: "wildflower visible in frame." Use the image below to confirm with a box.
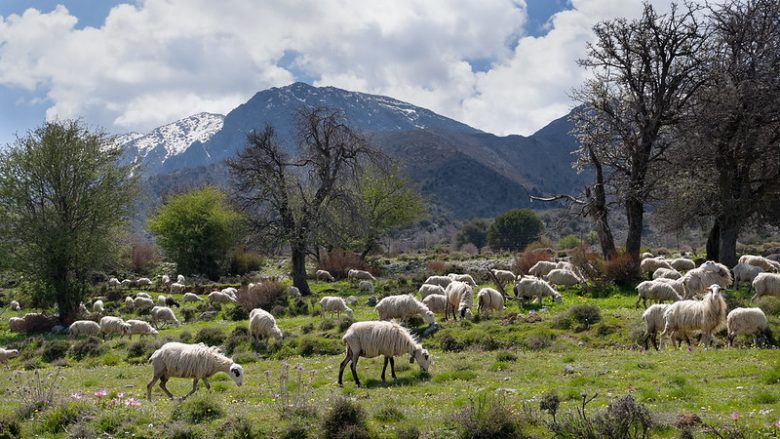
[70,393,82,400]
[731,411,740,422]
[125,398,142,407]
[776,419,780,429]
[687,346,692,353]
[116,392,124,398]
[95,389,107,397]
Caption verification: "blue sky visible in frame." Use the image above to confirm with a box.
[0,0,658,146]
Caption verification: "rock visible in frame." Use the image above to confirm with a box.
[496,388,517,393]
[564,364,575,375]
[346,296,358,305]
[199,311,217,321]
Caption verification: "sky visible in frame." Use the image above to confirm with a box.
[0,0,673,146]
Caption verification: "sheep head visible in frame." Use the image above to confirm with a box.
[229,364,244,386]
[410,348,430,373]
[424,311,435,325]
[345,308,354,319]
[553,293,563,303]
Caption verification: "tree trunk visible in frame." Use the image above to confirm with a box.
[625,197,644,258]
[706,220,720,261]
[291,243,312,296]
[717,215,739,268]
[586,143,616,259]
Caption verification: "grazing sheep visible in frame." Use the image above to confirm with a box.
[121,279,134,288]
[641,252,654,260]
[358,280,374,294]
[422,294,447,316]
[682,261,733,298]
[9,300,20,311]
[447,273,477,286]
[169,283,185,294]
[642,304,671,351]
[528,261,557,277]
[375,295,435,325]
[766,253,780,263]
[640,257,674,276]
[418,284,446,299]
[126,320,158,338]
[423,275,453,288]
[222,287,238,298]
[661,285,727,348]
[444,281,474,321]
[739,255,780,273]
[151,306,180,326]
[125,296,135,309]
[0,348,19,368]
[136,278,152,287]
[134,297,155,313]
[249,308,283,341]
[135,292,151,299]
[315,270,335,282]
[733,263,764,289]
[491,269,517,286]
[8,317,25,333]
[161,275,171,285]
[319,296,354,320]
[108,277,121,289]
[68,320,102,337]
[348,269,376,283]
[653,268,682,280]
[165,296,181,308]
[92,300,104,313]
[100,316,131,338]
[545,269,583,288]
[147,342,243,400]
[635,281,683,309]
[346,296,358,305]
[652,277,686,297]
[477,288,505,315]
[176,275,185,284]
[556,261,577,272]
[208,291,236,305]
[338,321,430,387]
[182,293,203,303]
[751,272,780,303]
[726,308,771,347]
[157,295,168,306]
[670,258,696,272]
[514,276,562,305]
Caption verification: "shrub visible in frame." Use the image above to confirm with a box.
[539,391,560,422]
[172,394,226,424]
[36,401,88,434]
[195,327,227,347]
[22,313,57,334]
[395,426,421,439]
[125,237,161,274]
[0,415,20,439]
[374,406,405,422]
[70,336,106,360]
[164,421,206,439]
[758,296,780,316]
[426,260,447,274]
[126,340,157,360]
[570,244,606,284]
[567,304,601,328]
[226,248,265,276]
[488,209,544,252]
[514,246,554,275]
[318,249,377,280]
[218,417,259,439]
[496,351,517,362]
[225,304,249,321]
[322,398,371,439]
[180,330,193,343]
[236,281,286,311]
[41,340,71,362]
[604,253,639,286]
[558,234,581,250]
[183,308,196,322]
[452,395,529,439]
[280,423,310,439]
[548,393,651,439]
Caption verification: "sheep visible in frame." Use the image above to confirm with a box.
[121,279,134,288]
[126,319,159,338]
[222,287,238,298]
[151,306,180,326]
[135,292,151,299]
[528,261,557,277]
[249,308,283,341]
[9,300,20,311]
[125,296,135,309]
[423,275,453,288]
[92,300,104,313]
[169,283,185,294]
[739,255,780,273]
[157,295,168,306]
[134,297,155,313]
[182,293,203,303]
[338,321,430,387]
[447,273,477,286]
[136,278,152,287]
[556,261,577,272]
[319,296,353,320]
[661,284,727,348]
[641,304,671,351]
[733,263,764,289]
[653,277,686,297]
[68,320,102,337]
[444,281,473,321]
[653,268,681,280]
[681,261,733,298]
[348,269,376,283]
[358,280,374,294]
[751,272,780,303]
[161,275,171,285]
[375,295,435,325]
[315,269,335,282]
[165,296,181,308]
[641,252,654,260]
[8,317,25,333]
[670,258,696,272]
[514,276,562,305]
[766,253,780,263]
[147,342,244,400]
[100,316,131,338]
[288,286,301,298]
[422,294,447,316]
[545,269,583,289]
[477,288,504,315]
[108,277,121,289]
[490,269,516,286]
[640,257,674,276]
[726,308,771,347]
[0,348,19,369]
[418,284,446,299]
[208,291,237,305]
[176,274,185,284]
[635,281,683,309]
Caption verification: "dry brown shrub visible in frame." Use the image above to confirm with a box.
[318,249,377,279]
[236,281,286,310]
[570,244,605,282]
[605,252,640,286]
[513,245,554,275]
[426,260,447,274]
[127,238,161,274]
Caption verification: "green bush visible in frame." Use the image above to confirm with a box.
[374,406,405,422]
[172,394,226,424]
[487,209,544,252]
[164,421,206,439]
[70,336,106,360]
[568,304,601,328]
[226,248,265,276]
[218,417,259,439]
[758,296,780,316]
[322,398,371,439]
[195,327,227,347]
[395,426,421,439]
[452,395,530,439]
[41,340,70,363]
[35,401,88,434]
[557,234,581,250]
[496,351,517,362]
[0,415,21,439]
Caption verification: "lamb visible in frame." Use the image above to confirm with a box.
[8,317,25,333]
[134,297,155,313]
[348,269,376,283]
[182,293,203,303]
[68,320,102,337]
[208,291,236,305]
[151,306,180,326]
[739,255,780,273]
[490,269,517,286]
[545,269,584,288]
[9,300,20,311]
[447,273,477,286]
[375,294,435,325]
[92,300,104,313]
[249,308,283,341]
[422,294,447,316]
[528,261,557,277]
[635,281,683,309]
[733,263,764,289]
[358,280,374,294]
[750,272,780,303]
[514,276,562,305]
[315,269,335,282]
[319,296,354,320]
[136,278,152,287]
[125,296,135,309]
[423,275,453,288]
[661,284,727,348]
[169,283,185,294]
[176,274,185,284]
[444,281,474,321]
[157,295,168,306]
[653,268,681,280]
[641,304,671,351]
[681,260,733,298]
[0,348,19,368]
[640,257,674,276]
[147,342,244,400]
[108,277,121,289]
[418,284,446,299]
[338,321,430,387]
[100,316,131,338]
[126,320,159,338]
[726,308,771,347]
[477,288,505,315]
[670,258,696,272]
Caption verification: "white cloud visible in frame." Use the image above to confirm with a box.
[0,0,679,136]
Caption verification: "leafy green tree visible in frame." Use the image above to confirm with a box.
[557,234,581,250]
[0,120,137,321]
[456,220,489,253]
[148,186,242,279]
[487,209,544,252]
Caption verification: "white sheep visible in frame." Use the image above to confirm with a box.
[121,279,134,288]
[652,277,686,297]
[528,261,557,277]
[319,296,353,320]
[134,297,155,313]
[92,300,104,313]
[151,306,180,326]
[653,268,681,280]
[147,342,244,400]
[545,269,584,288]
[8,317,25,333]
[733,263,764,289]
[726,308,771,347]
[0,348,19,369]
[641,252,654,260]
[208,291,237,305]
[641,304,670,351]
[423,275,453,288]
[640,257,674,276]
[108,277,121,289]
[681,260,733,298]
[422,294,447,316]
[68,320,102,337]
[766,253,780,262]
[161,275,171,285]
[739,255,780,273]
[358,280,374,294]
[375,294,435,325]
[418,284,446,299]
[249,308,283,341]
[670,258,696,272]
[348,269,376,283]
[477,288,505,315]
[126,319,159,338]
[135,292,151,299]
[136,278,152,287]
[635,281,683,309]
[169,283,185,294]
[661,284,727,348]
[751,272,780,303]
[514,276,562,305]
[157,295,168,306]
[100,316,131,338]
[222,287,238,298]
[9,300,20,311]
[182,293,203,303]
[338,321,430,387]
[447,273,477,286]
[444,281,474,321]
[125,296,135,309]
[315,270,335,282]
[176,274,186,284]
[490,269,516,286]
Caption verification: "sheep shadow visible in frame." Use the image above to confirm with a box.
[362,374,429,389]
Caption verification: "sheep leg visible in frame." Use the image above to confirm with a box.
[381,356,389,382]
[181,378,199,400]
[389,357,396,379]
[203,377,211,392]
[350,356,361,387]
[338,349,352,386]
[159,377,175,400]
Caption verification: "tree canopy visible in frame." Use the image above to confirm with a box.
[487,209,544,252]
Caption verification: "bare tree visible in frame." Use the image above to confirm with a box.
[227,107,376,295]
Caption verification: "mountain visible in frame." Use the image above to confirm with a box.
[119,82,586,219]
